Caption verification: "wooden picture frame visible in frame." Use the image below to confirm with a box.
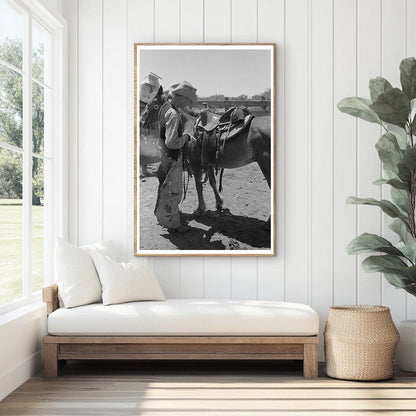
[134,44,276,256]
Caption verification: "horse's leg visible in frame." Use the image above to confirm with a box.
[207,167,223,210]
[253,125,271,229]
[191,164,207,216]
[256,155,271,230]
[256,154,271,189]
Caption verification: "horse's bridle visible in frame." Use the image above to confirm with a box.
[141,101,160,131]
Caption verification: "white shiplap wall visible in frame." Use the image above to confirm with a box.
[61,0,416,356]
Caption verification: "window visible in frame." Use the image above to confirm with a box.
[0,0,66,312]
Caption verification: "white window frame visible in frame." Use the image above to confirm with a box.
[0,0,67,315]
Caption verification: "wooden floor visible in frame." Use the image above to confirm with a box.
[1,360,416,415]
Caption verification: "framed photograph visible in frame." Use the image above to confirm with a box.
[134,44,275,256]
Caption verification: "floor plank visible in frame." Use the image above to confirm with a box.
[1,361,416,415]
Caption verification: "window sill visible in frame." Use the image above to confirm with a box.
[0,299,45,327]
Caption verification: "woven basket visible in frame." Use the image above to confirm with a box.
[324,305,399,381]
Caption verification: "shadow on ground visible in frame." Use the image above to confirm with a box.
[162,209,270,250]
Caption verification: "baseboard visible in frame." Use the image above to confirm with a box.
[0,351,42,401]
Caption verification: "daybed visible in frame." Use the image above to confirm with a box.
[42,285,320,379]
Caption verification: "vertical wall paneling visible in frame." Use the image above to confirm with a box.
[230,0,257,42]
[203,0,231,43]
[203,0,232,299]
[66,0,415,333]
[356,0,382,305]
[180,258,204,298]
[180,0,203,43]
[257,0,285,301]
[103,0,128,260]
[284,0,309,303]
[61,0,78,245]
[127,0,154,261]
[204,259,231,299]
[333,0,357,305]
[231,258,258,300]
[77,0,103,245]
[407,0,416,319]
[152,0,181,297]
[153,259,181,298]
[229,0,258,300]
[310,0,333,357]
[154,0,180,43]
[178,0,205,298]
[381,0,407,322]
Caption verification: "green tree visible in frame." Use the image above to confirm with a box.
[0,38,44,205]
[0,149,22,199]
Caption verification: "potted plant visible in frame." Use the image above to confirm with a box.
[338,57,416,371]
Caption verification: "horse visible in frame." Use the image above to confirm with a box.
[141,90,272,220]
[181,111,271,218]
[138,86,165,176]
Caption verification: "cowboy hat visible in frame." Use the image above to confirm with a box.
[171,81,197,103]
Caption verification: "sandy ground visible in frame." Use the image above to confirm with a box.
[138,160,271,251]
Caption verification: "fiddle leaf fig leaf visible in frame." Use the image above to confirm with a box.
[400,57,416,100]
[337,97,382,125]
[404,283,416,296]
[391,187,409,214]
[370,88,410,127]
[384,166,400,180]
[346,196,406,219]
[389,217,410,241]
[397,240,416,264]
[373,178,410,191]
[373,178,388,186]
[347,233,404,256]
[403,265,416,282]
[395,130,410,150]
[369,77,393,102]
[375,132,404,173]
[412,114,416,133]
[411,99,416,132]
[362,254,408,272]
[403,146,416,172]
[410,98,416,125]
[388,179,410,191]
[398,161,412,185]
[383,272,412,288]
[361,255,416,287]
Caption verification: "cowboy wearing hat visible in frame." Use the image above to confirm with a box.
[154,81,197,233]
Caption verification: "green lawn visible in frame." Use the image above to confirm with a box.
[0,199,44,305]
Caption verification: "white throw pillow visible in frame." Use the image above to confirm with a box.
[55,239,114,308]
[90,253,165,306]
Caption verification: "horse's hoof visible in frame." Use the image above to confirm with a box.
[216,202,224,211]
[192,208,206,217]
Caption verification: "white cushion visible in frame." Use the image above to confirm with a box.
[90,253,165,305]
[54,239,114,308]
[47,299,319,336]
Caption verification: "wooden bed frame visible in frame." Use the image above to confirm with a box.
[43,285,319,379]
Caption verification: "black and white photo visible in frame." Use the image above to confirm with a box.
[134,44,275,256]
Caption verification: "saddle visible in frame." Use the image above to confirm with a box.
[196,107,255,172]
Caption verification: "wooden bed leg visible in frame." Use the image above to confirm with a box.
[303,343,318,379]
[44,343,59,379]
